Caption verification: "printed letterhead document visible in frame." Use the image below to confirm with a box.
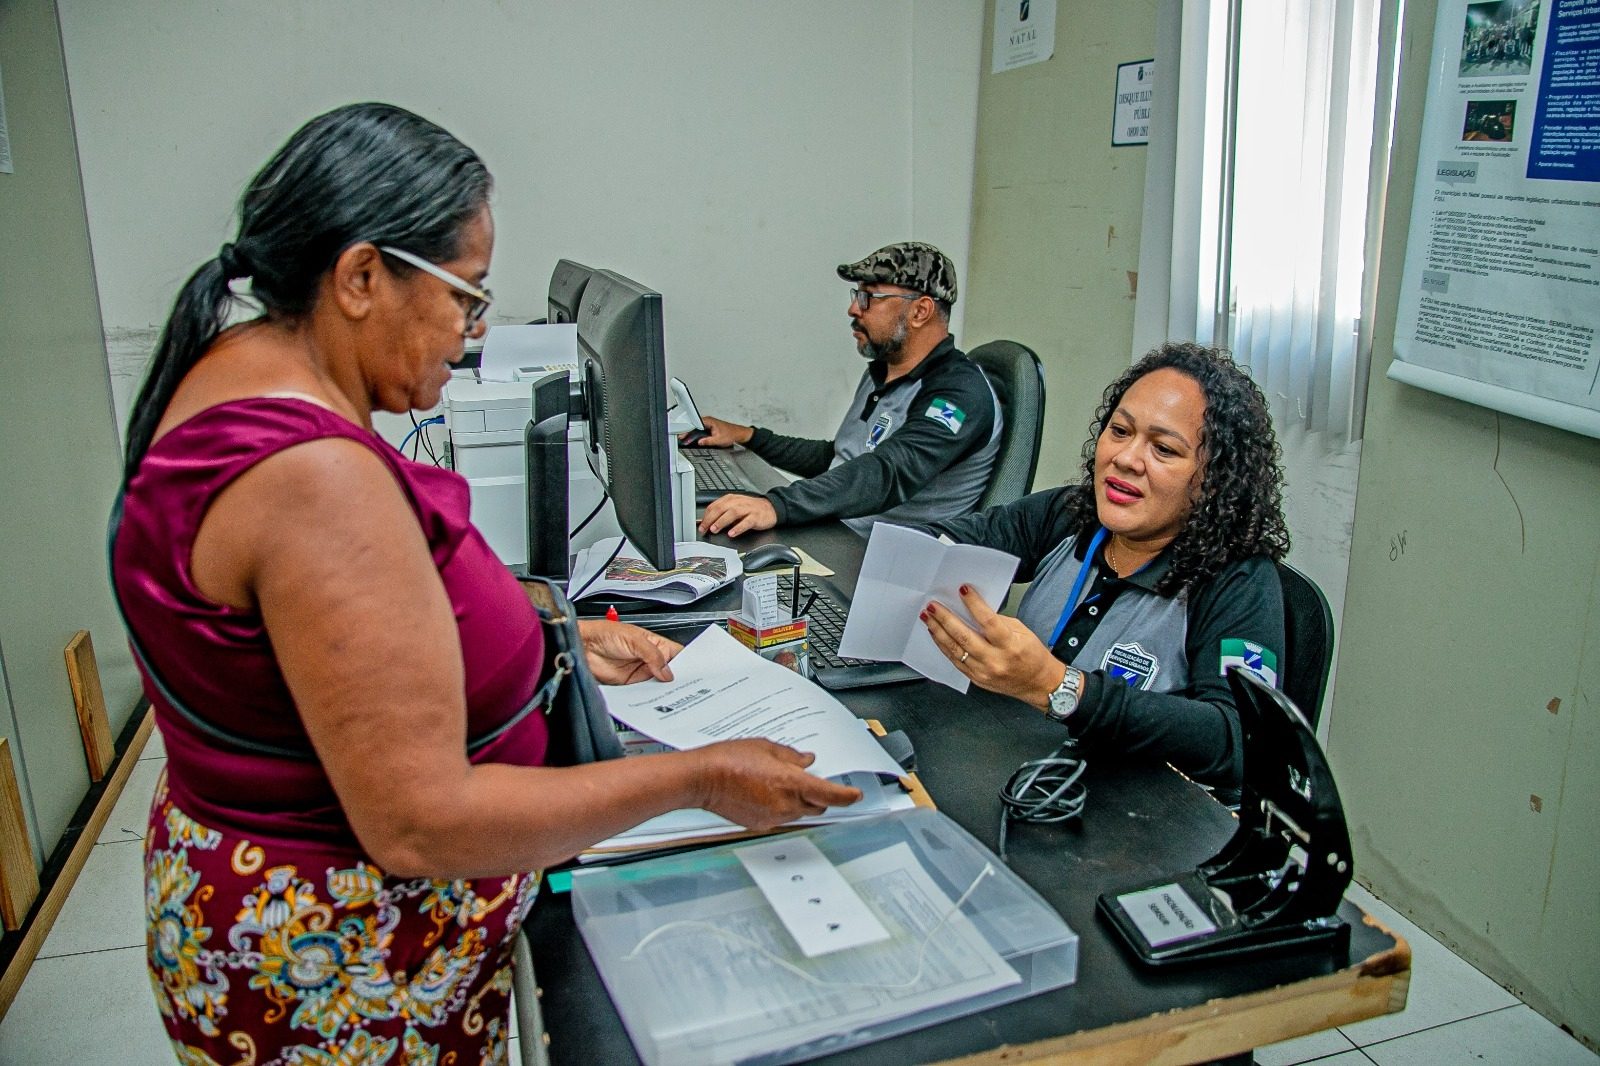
[836,524,1020,692]
[598,625,904,780]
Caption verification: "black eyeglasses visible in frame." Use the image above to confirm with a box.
[379,246,493,331]
[849,288,922,314]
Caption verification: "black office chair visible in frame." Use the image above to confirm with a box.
[1276,561,1335,730]
[968,340,1046,512]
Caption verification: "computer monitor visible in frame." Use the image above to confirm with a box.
[547,259,595,324]
[524,269,677,578]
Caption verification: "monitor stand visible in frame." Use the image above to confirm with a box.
[523,371,671,617]
[524,371,580,583]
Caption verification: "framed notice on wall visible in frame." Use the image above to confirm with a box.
[1389,0,1600,438]
[1113,59,1155,146]
[992,0,1056,74]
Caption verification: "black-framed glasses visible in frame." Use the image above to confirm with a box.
[378,245,493,331]
[849,288,922,313]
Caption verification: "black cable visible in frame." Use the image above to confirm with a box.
[419,416,443,465]
[570,535,627,601]
[405,411,445,465]
[569,490,610,539]
[407,411,424,460]
[565,442,613,539]
[996,740,1088,862]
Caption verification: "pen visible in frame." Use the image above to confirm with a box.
[798,590,818,619]
[791,565,800,619]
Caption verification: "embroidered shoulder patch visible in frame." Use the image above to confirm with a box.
[1219,638,1279,687]
[924,397,966,434]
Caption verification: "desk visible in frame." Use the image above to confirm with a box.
[522,519,1410,1065]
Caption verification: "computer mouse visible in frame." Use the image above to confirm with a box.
[679,427,713,447]
[741,543,802,572]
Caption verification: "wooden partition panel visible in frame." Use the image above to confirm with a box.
[0,740,41,931]
[65,631,117,781]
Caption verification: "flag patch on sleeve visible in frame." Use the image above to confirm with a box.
[1219,639,1278,687]
[924,398,966,434]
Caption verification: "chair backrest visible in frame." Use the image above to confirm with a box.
[967,340,1046,512]
[1275,561,1335,730]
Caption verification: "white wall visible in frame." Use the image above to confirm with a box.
[57,0,983,438]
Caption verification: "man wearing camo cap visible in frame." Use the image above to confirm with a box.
[694,241,1001,538]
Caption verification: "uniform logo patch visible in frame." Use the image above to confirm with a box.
[924,398,966,434]
[866,412,894,450]
[1219,639,1278,687]
[1103,642,1159,689]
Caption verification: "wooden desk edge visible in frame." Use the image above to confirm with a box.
[936,928,1411,1066]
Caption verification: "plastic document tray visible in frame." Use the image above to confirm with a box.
[571,808,1078,1066]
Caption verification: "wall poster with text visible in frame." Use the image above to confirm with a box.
[1391,0,1600,438]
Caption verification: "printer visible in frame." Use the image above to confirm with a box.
[440,373,697,568]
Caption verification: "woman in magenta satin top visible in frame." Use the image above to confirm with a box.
[113,103,858,1066]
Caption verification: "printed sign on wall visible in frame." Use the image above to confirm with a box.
[992,0,1057,74]
[1113,59,1156,146]
[1390,0,1600,438]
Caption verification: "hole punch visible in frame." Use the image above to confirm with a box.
[1097,669,1354,966]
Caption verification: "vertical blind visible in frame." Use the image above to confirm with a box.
[1137,0,1391,442]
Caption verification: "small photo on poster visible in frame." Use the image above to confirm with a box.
[1458,0,1540,79]
[1461,99,1516,142]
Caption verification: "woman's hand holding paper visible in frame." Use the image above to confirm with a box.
[922,586,1066,711]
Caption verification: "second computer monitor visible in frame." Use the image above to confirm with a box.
[548,258,596,324]
[575,269,676,572]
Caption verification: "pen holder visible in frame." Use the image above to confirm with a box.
[727,612,811,677]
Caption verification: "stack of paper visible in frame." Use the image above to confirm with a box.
[590,626,915,858]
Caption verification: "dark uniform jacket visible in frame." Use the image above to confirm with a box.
[928,488,1285,788]
[745,337,1000,536]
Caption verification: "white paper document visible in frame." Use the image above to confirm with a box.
[734,836,891,957]
[583,771,914,858]
[599,626,904,780]
[478,322,578,382]
[837,524,1020,692]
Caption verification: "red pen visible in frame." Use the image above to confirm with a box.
[605,605,620,622]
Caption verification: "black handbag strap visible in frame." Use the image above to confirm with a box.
[107,490,568,762]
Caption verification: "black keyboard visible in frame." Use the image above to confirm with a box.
[682,448,757,503]
[773,575,922,690]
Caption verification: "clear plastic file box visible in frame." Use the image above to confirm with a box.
[570,808,1078,1066]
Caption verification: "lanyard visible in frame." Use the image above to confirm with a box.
[1047,526,1108,648]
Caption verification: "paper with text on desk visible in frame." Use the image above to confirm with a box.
[837,523,1020,692]
[598,625,904,780]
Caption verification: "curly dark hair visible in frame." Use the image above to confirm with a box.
[1054,342,1290,594]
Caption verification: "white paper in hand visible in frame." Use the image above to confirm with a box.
[837,524,1020,691]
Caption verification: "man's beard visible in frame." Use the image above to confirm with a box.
[856,313,909,361]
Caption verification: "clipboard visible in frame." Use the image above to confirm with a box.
[547,722,934,890]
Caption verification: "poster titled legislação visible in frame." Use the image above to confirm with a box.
[1391,0,1600,438]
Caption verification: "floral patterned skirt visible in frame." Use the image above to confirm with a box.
[144,769,540,1066]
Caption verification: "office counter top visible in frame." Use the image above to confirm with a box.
[521,516,1409,1065]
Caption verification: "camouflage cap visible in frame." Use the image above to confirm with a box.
[836,241,958,305]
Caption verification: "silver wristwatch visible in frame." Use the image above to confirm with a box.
[1046,666,1083,723]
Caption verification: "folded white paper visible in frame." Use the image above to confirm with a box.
[836,524,1020,692]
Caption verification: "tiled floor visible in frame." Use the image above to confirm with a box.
[2,729,1594,1066]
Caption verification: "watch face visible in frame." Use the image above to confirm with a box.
[1047,670,1079,721]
